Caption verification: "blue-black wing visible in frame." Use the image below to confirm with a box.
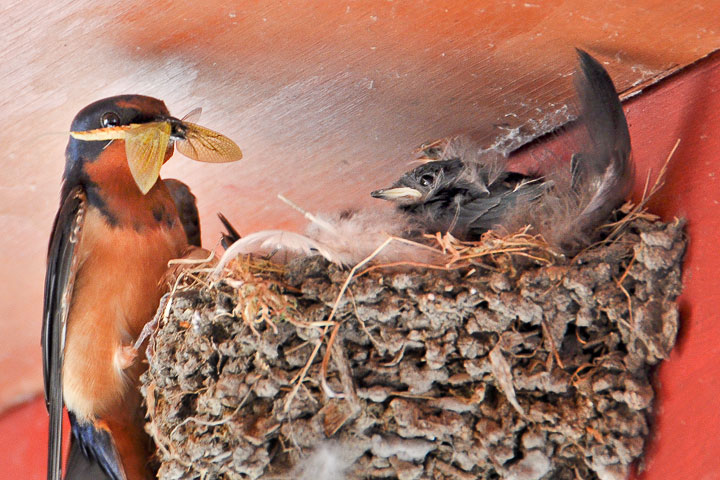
[164,178,201,247]
[42,186,86,480]
[42,187,125,480]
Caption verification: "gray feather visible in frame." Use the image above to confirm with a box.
[523,49,633,253]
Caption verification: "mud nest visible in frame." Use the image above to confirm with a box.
[142,215,686,480]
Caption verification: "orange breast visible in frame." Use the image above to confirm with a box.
[62,203,186,420]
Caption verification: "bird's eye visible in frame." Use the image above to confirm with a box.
[419,174,435,187]
[101,112,121,128]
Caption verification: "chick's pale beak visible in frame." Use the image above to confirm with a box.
[371,187,423,201]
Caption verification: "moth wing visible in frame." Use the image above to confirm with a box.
[124,122,172,194]
[175,122,242,163]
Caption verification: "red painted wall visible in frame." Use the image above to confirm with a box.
[626,55,720,479]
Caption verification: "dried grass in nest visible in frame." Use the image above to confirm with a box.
[142,147,686,480]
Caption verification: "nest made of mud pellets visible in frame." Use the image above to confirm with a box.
[142,215,686,480]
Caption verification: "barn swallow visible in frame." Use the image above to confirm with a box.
[371,156,547,240]
[372,49,633,254]
[42,95,242,480]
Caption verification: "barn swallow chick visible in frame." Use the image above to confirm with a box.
[43,95,242,480]
[371,156,547,240]
[372,49,633,254]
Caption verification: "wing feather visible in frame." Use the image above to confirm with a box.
[42,186,87,480]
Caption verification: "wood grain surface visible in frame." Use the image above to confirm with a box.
[1,1,719,477]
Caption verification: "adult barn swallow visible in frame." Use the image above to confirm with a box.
[372,49,633,254]
[43,95,242,480]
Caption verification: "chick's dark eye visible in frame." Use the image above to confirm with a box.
[101,112,121,128]
[419,173,435,187]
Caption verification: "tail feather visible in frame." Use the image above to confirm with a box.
[532,49,633,253]
[65,437,115,480]
[573,49,633,214]
[66,413,123,480]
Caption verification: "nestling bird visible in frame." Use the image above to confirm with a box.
[372,49,633,254]
[43,95,242,480]
[371,155,547,240]
[215,50,630,274]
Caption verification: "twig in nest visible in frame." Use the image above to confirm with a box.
[435,230,463,255]
[285,237,395,411]
[382,341,407,367]
[586,426,605,443]
[284,333,327,413]
[617,250,638,285]
[347,289,387,356]
[388,392,439,401]
[489,345,525,417]
[319,317,347,399]
[616,281,635,328]
[320,237,394,398]
[358,260,460,277]
[605,138,680,242]
[167,249,215,266]
[541,319,565,369]
[570,363,596,385]
[390,234,446,255]
[283,340,311,356]
[222,256,308,334]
